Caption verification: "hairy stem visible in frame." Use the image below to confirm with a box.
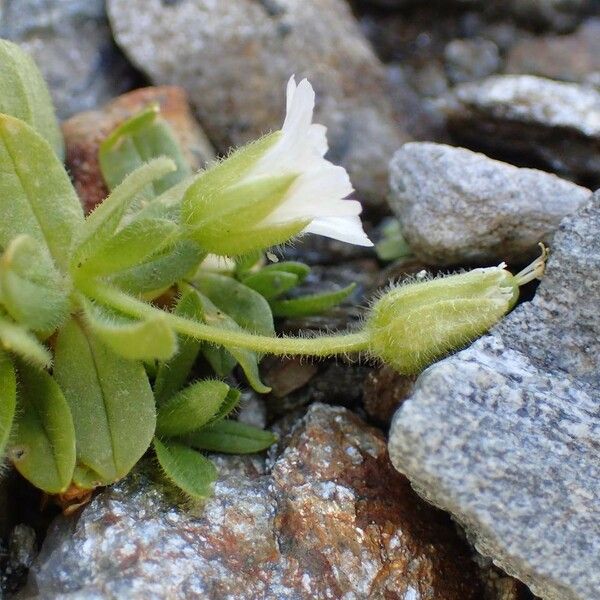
[82,282,371,357]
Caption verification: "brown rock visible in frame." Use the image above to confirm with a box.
[363,366,416,425]
[24,404,523,599]
[62,86,215,214]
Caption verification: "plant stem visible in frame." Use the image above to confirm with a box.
[82,282,371,357]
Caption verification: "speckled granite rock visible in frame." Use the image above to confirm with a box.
[443,75,600,185]
[389,192,600,600]
[0,0,141,119]
[106,0,407,209]
[62,86,215,214]
[506,19,600,85]
[388,142,591,265]
[23,404,523,599]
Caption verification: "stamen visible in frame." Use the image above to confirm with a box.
[515,243,549,286]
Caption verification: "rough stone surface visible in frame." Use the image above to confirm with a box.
[506,19,600,85]
[0,0,141,119]
[363,366,416,426]
[21,404,523,599]
[389,192,600,600]
[388,142,590,265]
[444,38,501,85]
[106,0,407,208]
[62,86,215,214]
[443,75,600,186]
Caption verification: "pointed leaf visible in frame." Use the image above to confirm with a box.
[0,350,17,458]
[156,379,234,437]
[9,361,76,493]
[81,298,177,361]
[153,438,217,501]
[72,464,109,490]
[0,235,70,331]
[0,40,63,158]
[241,270,299,300]
[154,291,203,405]
[0,114,83,271]
[100,104,191,193]
[0,316,52,368]
[271,283,357,317]
[54,318,156,483]
[182,420,276,454]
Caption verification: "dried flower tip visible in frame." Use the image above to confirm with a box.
[514,243,549,286]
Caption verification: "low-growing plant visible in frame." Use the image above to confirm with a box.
[0,40,546,505]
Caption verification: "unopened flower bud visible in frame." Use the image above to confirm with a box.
[365,248,548,374]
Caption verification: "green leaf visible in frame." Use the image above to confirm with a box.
[182,420,276,454]
[72,157,177,272]
[54,318,156,484]
[192,290,271,393]
[107,240,204,296]
[375,219,413,262]
[0,350,17,459]
[9,361,76,494]
[271,283,357,317]
[0,235,70,331]
[192,272,274,336]
[100,104,191,193]
[154,291,203,405]
[79,217,180,278]
[0,114,84,272]
[0,40,63,158]
[156,379,237,437]
[0,316,52,368]
[72,464,107,490]
[153,438,217,501]
[81,298,177,361]
[241,270,299,300]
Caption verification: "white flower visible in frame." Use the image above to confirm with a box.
[246,76,373,247]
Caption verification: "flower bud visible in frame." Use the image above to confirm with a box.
[365,250,547,374]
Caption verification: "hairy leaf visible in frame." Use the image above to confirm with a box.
[241,270,299,300]
[156,380,238,437]
[100,104,191,193]
[0,316,52,368]
[0,40,63,158]
[182,420,276,454]
[0,350,16,458]
[153,438,217,501]
[271,283,356,317]
[0,114,83,271]
[9,361,76,493]
[54,318,156,483]
[0,235,70,331]
[81,298,177,361]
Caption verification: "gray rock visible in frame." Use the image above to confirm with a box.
[388,142,591,265]
[389,192,600,600]
[0,0,141,119]
[444,38,501,85]
[23,404,522,599]
[106,0,407,208]
[443,75,600,186]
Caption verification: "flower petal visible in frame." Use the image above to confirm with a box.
[305,215,373,247]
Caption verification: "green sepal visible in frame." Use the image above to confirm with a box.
[72,157,177,274]
[9,361,76,494]
[53,318,156,484]
[0,350,17,459]
[191,290,271,393]
[153,438,217,501]
[0,316,52,368]
[0,40,63,158]
[0,235,70,331]
[0,114,84,272]
[156,380,239,437]
[154,291,203,405]
[81,298,178,361]
[270,283,356,317]
[181,420,276,454]
[100,104,192,193]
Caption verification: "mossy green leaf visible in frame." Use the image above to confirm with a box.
[0,350,17,459]
[0,316,52,368]
[9,361,76,494]
[182,420,276,454]
[153,438,217,501]
[0,114,83,272]
[0,40,63,158]
[54,318,156,483]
